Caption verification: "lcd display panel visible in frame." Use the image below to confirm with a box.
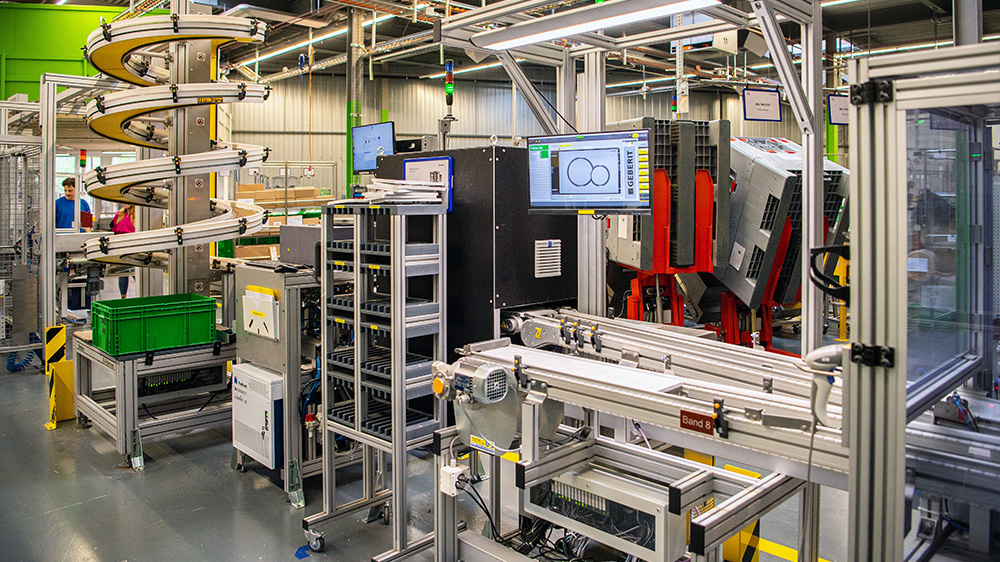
[527,129,651,214]
[352,122,396,173]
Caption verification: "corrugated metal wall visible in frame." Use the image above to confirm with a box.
[232,75,801,191]
[606,89,803,141]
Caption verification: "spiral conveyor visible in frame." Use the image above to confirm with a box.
[81,15,271,267]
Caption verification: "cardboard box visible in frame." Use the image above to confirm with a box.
[234,244,278,259]
[237,183,265,194]
[303,217,321,225]
[267,216,286,227]
[270,188,289,202]
[292,187,318,200]
[253,189,275,201]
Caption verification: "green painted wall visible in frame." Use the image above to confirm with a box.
[0,4,140,100]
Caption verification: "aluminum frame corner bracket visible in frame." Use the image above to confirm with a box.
[849,79,894,106]
[850,343,895,368]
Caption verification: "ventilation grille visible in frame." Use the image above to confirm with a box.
[631,216,642,242]
[535,240,562,278]
[746,246,767,280]
[760,194,781,231]
[234,419,265,458]
[245,377,268,398]
[484,368,508,403]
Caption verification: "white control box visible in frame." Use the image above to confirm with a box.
[232,363,283,470]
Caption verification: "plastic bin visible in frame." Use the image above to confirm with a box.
[91,293,217,356]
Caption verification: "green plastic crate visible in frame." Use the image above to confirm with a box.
[92,293,217,356]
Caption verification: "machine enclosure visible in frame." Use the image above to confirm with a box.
[232,362,284,470]
[376,146,579,359]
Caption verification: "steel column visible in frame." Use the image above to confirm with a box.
[346,9,364,195]
[575,51,606,316]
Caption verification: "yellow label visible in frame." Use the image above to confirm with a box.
[197,97,224,103]
[534,327,542,339]
[335,318,346,324]
[578,210,595,215]
[250,310,265,318]
[335,205,346,209]
[369,205,381,209]
[468,435,520,462]
[335,261,345,266]
[371,324,378,330]
[369,265,380,270]
[638,148,648,154]
[638,155,649,162]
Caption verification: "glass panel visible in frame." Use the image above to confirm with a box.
[905,107,992,386]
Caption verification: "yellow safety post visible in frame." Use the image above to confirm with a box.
[835,257,849,342]
[44,325,74,430]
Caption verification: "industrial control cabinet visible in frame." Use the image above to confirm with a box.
[376,146,578,358]
[232,362,283,470]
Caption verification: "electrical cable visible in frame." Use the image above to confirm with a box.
[458,478,503,542]
[631,420,653,449]
[506,50,578,134]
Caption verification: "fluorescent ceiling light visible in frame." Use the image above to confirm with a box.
[471,0,720,51]
[607,76,676,88]
[820,0,864,7]
[238,7,426,66]
[836,34,1000,59]
[420,58,526,79]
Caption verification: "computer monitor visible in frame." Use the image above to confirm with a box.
[527,129,651,214]
[352,121,396,173]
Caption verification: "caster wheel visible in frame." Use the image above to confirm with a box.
[308,536,325,552]
[382,506,391,525]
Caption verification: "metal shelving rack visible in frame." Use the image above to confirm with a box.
[305,201,446,560]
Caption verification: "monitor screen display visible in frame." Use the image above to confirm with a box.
[352,122,396,173]
[527,129,651,214]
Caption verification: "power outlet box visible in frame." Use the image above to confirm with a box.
[440,462,470,497]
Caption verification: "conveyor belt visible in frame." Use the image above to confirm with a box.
[80,14,271,267]
[85,15,266,87]
[84,143,270,208]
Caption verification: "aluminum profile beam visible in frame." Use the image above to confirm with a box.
[690,473,804,555]
[497,52,559,135]
[750,1,813,135]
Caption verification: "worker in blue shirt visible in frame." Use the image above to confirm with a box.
[55,177,91,232]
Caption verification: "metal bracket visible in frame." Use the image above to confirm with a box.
[763,376,773,394]
[263,86,272,100]
[262,147,271,162]
[238,217,248,235]
[101,21,112,42]
[95,94,105,113]
[213,341,222,356]
[591,327,602,353]
[144,124,156,142]
[713,398,729,439]
[849,79,894,106]
[513,354,529,388]
[94,166,107,184]
[170,13,180,33]
[237,149,247,167]
[144,350,155,365]
[850,343,895,368]
[237,83,247,100]
[98,236,109,254]
[249,18,260,37]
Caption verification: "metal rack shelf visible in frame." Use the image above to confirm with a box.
[305,201,446,559]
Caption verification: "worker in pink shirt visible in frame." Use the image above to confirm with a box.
[111,204,136,298]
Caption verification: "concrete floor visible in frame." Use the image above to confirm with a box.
[0,351,988,562]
